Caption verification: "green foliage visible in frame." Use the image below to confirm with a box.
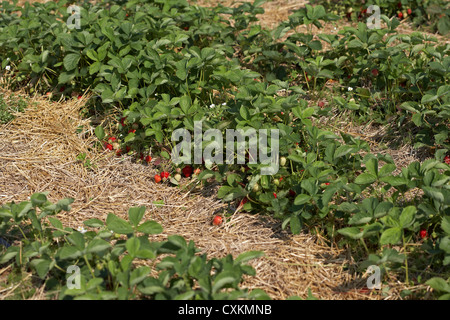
[1,0,449,299]
[0,193,268,300]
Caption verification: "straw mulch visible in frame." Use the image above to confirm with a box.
[0,87,406,300]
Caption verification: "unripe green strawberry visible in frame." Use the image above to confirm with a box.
[252,183,260,192]
[174,173,182,181]
[273,179,280,186]
[280,157,287,166]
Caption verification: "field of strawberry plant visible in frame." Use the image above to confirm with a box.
[1,0,449,300]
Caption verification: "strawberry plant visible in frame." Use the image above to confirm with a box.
[0,193,268,300]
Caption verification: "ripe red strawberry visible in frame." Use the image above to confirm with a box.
[116,149,122,156]
[325,182,330,186]
[126,146,131,153]
[182,165,193,177]
[397,2,402,9]
[77,95,82,100]
[371,69,379,77]
[194,168,201,175]
[160,171,170,179]
[212,215,223,226]
[154,174,162,183]
[273,192,277,199]
[289,190,296,197]
[419,229,428,239]
[145,155,152,163]
[318,101,325,108]
[129,129,136,134]
[398,12,403,19]
[407,8,412,15]
[105,143,113,151]
[108,137,117,142]
[444,155,450,164]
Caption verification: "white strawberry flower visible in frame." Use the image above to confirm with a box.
[209,103,215,108]
[77,226,87,234]
[5,65,10,71]
[348,87,353,91]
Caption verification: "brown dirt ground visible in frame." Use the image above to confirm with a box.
[1,0,441,300]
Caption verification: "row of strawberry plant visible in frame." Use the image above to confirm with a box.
[0,193,268,300]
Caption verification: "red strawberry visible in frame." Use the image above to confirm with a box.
[108,137,117,142]
[398,12,403,19]
[154,174,162,183]
[325,182,330,186]
[419,229,427,239]
[105,143,113,151]
[129,129,136,134]
[371,69,379,77]
[160,171,170,179]
[407,8,412,15]
[77,95,82,100]
[318,101,325,108]
[239,197,248,208]
[397,2,402,9]
[182,165,193,177]
[273,192,277,199]
[116,149,122,156]
[289,190,296,197]
[444,155,450,165]
[126,146,131,152]
[59,86,65,92]
[194,168,201,175]
[212,215,223,226]
[145,155,152,163]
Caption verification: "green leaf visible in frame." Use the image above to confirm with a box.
[68,232,85,250]
[379,176,407,186]
[167,235,187,249]
[95,126,105,141]
[128,206,146,228]
[290,215,302,234]
[48,217,63,229]
[58,246,82,260]
[421,94,439,104]
[380,227,402,245]
[212,272,236,293]
[130,266,151,286]
[30,259,51,279]
[337,227,363,239]
[83,218,104,228]
[137,221,163,234]
[442,216,450,235]
[302,107,314,118]
[0,246,19,264]
[234,251,264,265]
[106,213,133,234]
[30,193,47,207]
[85,239,111,254]
[399,206,416,228]
[355,173,377,184]
[63,53,81,71]
[426,277,450,293]
[126,237,140,258]
[294,194,310,205]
